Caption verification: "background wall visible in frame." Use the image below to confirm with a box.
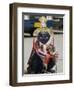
[0,0,74,90]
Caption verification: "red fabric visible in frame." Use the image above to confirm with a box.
[32,39,39,51]
[32,39,56,64]
[44,52,54,64]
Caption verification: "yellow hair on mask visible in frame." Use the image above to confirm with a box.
[39,16,47,22]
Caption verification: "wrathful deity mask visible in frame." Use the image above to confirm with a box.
[38,31,50,44]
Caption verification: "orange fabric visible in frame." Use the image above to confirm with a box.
[44,53,54,64]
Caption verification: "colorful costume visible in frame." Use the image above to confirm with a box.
[27,16,58,73]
